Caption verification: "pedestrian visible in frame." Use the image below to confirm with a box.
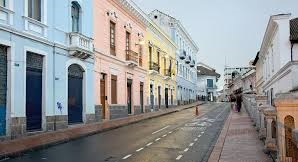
[236,95,242,112]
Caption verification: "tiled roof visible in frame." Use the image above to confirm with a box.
[290,18,298,42]
[197,66,220,78]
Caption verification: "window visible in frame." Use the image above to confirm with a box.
[111,75,117,104]
[110,21,116,56]
[71,2,80,32]
[207,79,213,88]
[28,0,41,21]
[0,0,5,7]
[125,31,130,53]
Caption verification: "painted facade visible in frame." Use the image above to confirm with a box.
[93,0,148,120]
[0,0,94,138]
[149,10,199,105]
[197,62,220,102]
[145,18,177,110]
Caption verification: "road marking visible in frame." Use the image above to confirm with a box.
[201,131,205,134]
[152,125,170,134]
[155,138,161,141]
[198,135,201,137]
[122,154,132,159]
[215,108,227,119]
[176,155,183,160]
[136,148,144,152]
[189,143,194,147]
[184,148,189,152]
[146,142,153,146]
[194,138,198,141]
[162,134,167,137]
[168,131,173,134]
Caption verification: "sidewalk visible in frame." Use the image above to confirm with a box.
[208,108,273,162]
[0,102,203,159]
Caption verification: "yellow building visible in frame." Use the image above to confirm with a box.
[144,20,178,111]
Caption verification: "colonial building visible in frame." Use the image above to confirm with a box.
[249,14,298,162]
[93,0,148,120]
[145,14,177,111]
[0,0,94,138]
[223,66,255,101]
[197,62,220,102]
[149,10,199,105]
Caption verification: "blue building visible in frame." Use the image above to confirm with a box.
[0,0,94,138]
[149,10,199,105]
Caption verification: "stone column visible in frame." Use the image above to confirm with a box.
[256,95,268,130]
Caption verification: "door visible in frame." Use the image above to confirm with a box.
[100,74,106,119]
[165,88,169,108]
[0,46,7,135]
[171,89,173,105]
[26,52,43,131]
[158,86,161,109]
[127,79,132,114]
[140,82,144,113]
[150,84,154,110]
[285,116,298,162]
[68,64,83,124]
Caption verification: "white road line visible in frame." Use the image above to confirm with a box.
[152,125,170,134]
[176,155,183,160]
[122,154,132,160]
[136,147,144,152]
[155,138,161,141]
[162,134,167,137]
[215,108,227,119]
[198,135,201,137]
[194,138,198,141]
[184,148,189,152]
[189,143,194,147]
[168,131,173,134]
[201,131,205,134]
[146,142,153,146]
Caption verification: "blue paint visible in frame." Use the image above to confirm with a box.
[68,75,83,124]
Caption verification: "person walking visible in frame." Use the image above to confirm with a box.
[236,94,242,112]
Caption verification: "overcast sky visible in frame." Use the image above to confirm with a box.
[132,0,298,89]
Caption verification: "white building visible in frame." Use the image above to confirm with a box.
[254,14,298,106]
[197,63,220,102]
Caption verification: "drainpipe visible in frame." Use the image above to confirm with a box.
[53,44,56,131]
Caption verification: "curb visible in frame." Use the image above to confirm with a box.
[0,102,205,159]
[207,110,232,162]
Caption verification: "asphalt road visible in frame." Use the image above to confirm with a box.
[4,102,230,162]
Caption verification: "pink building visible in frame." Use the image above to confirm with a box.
[93,0,148,120]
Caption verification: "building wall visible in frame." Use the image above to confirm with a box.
[197,75,217,96]
[148,10,199,103]
[145,27,177,109]
[93,0,148,118]
[0,0,95,137]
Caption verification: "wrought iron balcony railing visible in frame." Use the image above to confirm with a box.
[149,62,160,72]
[126,50,139,64]
[164,69,172,77]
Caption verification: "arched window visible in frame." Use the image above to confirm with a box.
[71,2,80,32]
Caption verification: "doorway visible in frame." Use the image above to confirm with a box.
[158,86,161,109]
[26,52,43,131]
[140,82,144,113]
[150,84,154,110]
[100,74,106,119]
[284,115,298,161]
[68,64,84,124]
[165,88,169,108]
[127,79,132,114]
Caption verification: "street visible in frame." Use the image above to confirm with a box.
[4,103,230,162]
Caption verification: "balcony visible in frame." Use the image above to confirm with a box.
[69,32,94,60]
[190,60,195,67]
[164,69,172,80]
[125,50,139,67]
[185,56,191,64]
[149,62,160,75]
[179,49,186,60]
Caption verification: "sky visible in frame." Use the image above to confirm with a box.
[132,0,298,89]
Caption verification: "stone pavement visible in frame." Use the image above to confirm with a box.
[0,102,203,159]
[208,108,273,162]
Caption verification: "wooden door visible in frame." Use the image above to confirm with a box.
[100,74,106,119]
